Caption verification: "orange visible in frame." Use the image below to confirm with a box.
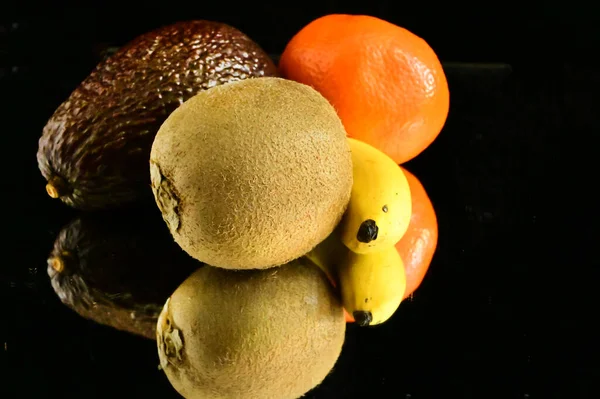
[279,14,449,164]
[396,167,438,299]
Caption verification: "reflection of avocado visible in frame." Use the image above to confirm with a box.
[37,20,278,210]
[47,210,200,339]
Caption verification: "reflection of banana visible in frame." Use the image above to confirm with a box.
[305,232,346,286]
[340,138,412,254]
[338,245,406,326]
[307,231,406,326]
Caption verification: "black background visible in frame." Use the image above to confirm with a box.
[2,2,599,398]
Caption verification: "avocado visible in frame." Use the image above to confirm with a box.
[47,209,200,339]
[37,20,278,210]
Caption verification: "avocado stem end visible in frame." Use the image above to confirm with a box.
[49,257,65,273]
[45,176,70,199]
[46,183,59,198]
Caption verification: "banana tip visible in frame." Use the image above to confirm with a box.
[357,220,378,243]
[353,310,373,327]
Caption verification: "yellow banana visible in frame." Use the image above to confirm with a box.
[338,245,407,326]
[340,138,412,254]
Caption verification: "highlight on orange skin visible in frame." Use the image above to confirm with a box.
[396,167,438,299]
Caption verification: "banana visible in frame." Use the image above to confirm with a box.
[338,244,407,326]
[340,138,412,254]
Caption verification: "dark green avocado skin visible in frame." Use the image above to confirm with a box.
[47,209,200,339]
[37,20,278,210]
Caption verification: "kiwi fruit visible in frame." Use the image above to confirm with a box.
[157,258,345,399]
[150,77,353,269]
[37,20,278,210]
[47,210,199,339]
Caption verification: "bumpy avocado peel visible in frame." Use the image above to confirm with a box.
[37,20,278,210]
[47,211,199,339]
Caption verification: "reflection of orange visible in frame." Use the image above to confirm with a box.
[318,260,355,322]
[331,278,355,322]
[280,14,449,164]
[344,309,354,322]
[397,167,438,299]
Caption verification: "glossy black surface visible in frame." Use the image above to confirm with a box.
[2,5,599,399]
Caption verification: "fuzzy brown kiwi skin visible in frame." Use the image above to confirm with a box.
[37,20,278,210]
[47,209,201,339]
[150,77,353,270]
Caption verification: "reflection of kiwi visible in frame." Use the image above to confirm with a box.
[150,77,353,270]
[157,258,346,399]
[48,210,200,339]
